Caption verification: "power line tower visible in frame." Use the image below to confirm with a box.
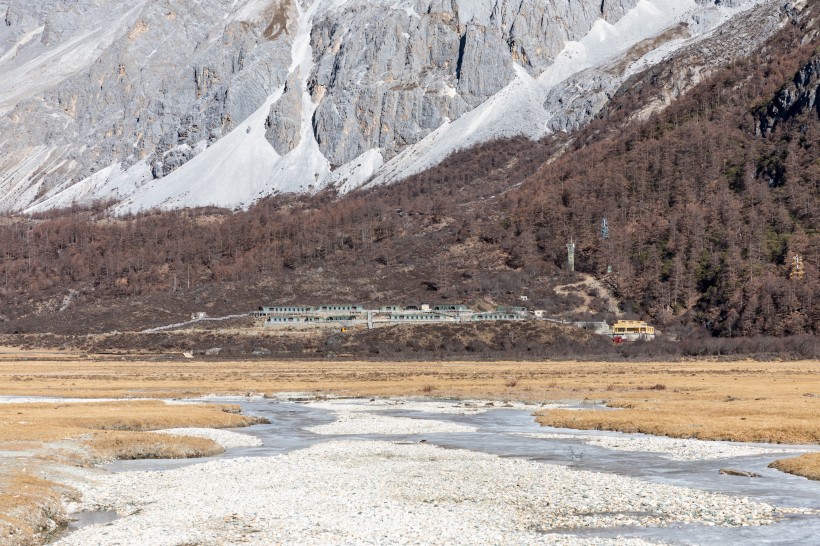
[567,237,576,273]
[790,254,804,280]
[602,217,612,274]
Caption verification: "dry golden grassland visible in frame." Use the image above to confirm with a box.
[0,356,816,445]
[0,472,78,546]
[86,431,224,462]
[0,400,256,442]
[530,362,820,445]
[0,399,261,544]
[769,453,820,481]
[0,353,818,543]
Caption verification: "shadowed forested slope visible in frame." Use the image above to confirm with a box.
[0,5,816,339]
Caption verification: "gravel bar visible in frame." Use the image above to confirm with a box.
[305,399,483,435]
[153,428,263,449]
[516,433,810,461]
[56,439,806,546]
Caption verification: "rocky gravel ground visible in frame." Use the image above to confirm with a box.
[153,428,263,449]
[516,433,810,461]
[46,398,818,545]
[326,398,549,414]
[305,402,477,435]
[55,439,807,546]
[304,398,568,435]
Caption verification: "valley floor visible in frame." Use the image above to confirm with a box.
[0,353,818,544]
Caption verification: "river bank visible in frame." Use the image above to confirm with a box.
[51,396,820,545]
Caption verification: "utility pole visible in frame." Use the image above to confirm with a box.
[602,217,612,274]
[790,254,804,280]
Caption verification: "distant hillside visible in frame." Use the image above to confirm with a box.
[0,1,816,340]
[0,0,796,214]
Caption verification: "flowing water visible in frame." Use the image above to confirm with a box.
[95,397,820,545]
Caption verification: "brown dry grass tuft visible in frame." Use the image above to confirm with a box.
[0,400,261,442]
[86,431,224,462]
[0,472,78,545]
[769,453,820,481]
[505,377,519,388]
[0,398,263,545]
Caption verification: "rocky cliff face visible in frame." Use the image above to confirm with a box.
[0,0,803,214]
[756,54,820,136]
[306,0,638,167]
[0,0,295,209]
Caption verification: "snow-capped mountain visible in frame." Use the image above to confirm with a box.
[0,0,803,214]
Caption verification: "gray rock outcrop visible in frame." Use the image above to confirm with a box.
[0,0,644,210]
[308,0,641,166]
[756,55,819,136]
[0,0,295,209]
[266,71,303,155]
[0,0,794,213]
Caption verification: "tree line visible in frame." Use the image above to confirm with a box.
[0,10,816,337]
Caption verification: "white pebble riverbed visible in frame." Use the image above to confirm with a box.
[305,399,482,434]
[516,433,809,461]
[305,409,478,435]
[153,428,263,449]
[47,397,819,545]
[56,439,806,546]
[303,398,571,435]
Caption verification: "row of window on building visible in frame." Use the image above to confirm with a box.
[257,304,531,316]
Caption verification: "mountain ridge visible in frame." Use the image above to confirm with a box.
[0,4,816,339]
[0,0,799,214]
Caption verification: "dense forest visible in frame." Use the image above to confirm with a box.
[0,6,816,339]
[508,19,819,337]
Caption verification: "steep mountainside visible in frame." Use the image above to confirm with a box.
[0,0,816,341]
[0,0,800,214]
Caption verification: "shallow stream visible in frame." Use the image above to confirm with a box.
[98,397,820,545]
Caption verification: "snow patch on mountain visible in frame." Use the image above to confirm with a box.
[26,160,153,213]
[112,90,286,214]
[0,0,783,214]
[121,0,769,211]
[0,4,145,115]
[366,0,767,189]
[326,149,385,194]
[106,0,332,214]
